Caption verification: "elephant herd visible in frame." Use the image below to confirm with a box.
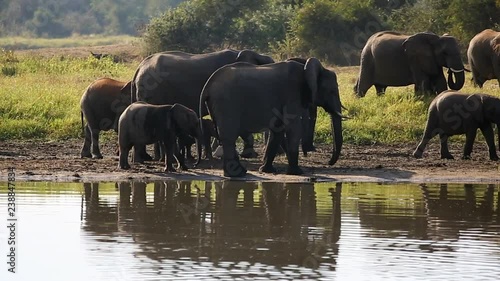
[80,29,500,177]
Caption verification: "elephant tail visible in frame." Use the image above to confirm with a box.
[130,67,139,103]
[80,110,85,137]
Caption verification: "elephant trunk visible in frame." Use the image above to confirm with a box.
[447,68,465,90]
[328,113,343,165]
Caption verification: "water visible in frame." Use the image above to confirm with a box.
[0,181,499,281]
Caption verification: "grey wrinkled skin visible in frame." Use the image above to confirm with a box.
[414,90,500,161]
[200,58,343,177]
[131,49,274,161]
[355,31,466,97]
[118,102,202,172]
[467,29,500,88]
[80,78,131,159]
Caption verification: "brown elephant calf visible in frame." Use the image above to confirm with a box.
[80,78,131,159]
[414,90,500,160]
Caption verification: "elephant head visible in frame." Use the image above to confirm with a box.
[236,50,275,65]
[403,32,465,92]
[170,104,203,165]
[304,58,343,165]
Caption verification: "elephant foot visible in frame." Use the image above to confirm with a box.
[119,163,130,170]
[80,152,92,158]
[259,164,276,174]
[143,153,154,161]
[286,166,303,175]
[164,165,177,173]
[413,150,423,159]
[92,154,103,159]
[179,164,189,171]
[441,154,454,160]
[490,155,499,161]
[224,161,247,177]
[461,155,472,160]
[240,148,258,159]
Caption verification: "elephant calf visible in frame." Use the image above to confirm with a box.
[413,90,500,160]
[118,102,202,172]
[80,78,131,159]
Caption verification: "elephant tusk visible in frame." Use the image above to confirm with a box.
[341,104,348,111]
[449,68,465,73]
[335,111,352,120]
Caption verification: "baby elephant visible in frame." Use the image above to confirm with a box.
[414,90,500,160]
[80,78,131,159]
[118,102,202,172]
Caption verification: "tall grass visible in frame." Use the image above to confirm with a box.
[1,49,500,143]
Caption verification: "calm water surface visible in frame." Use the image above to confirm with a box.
[0,181,499,280]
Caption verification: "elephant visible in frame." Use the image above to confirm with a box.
[413,90,500,160]
[467,29,500,87]
[80,77,131,159]
[199,58,343,177]
[118,102,202,172]
[131,49,274,162]
[355,31,466,97]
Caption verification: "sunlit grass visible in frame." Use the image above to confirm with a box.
[0,35,138,50]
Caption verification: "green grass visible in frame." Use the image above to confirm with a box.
[1,49,500,143]
[0,35,137,50]
[0,51,134,140]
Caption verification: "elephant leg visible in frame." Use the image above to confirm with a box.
[259,130,284,174]
[439,133,454,159]
[119,143,132,169]
[240,133,258,158]
[80,125,92,158]
[462,128,478,160]
[414,112,441,158]
[356,59,374,97]
[285,125,303,175]
[90,128,103,159]
[374,84,386,96]
[133,145,151,163]
[174,140,188,171]
[222,139,246,177]
[480,125,499,160]
[163,134,178,173]
[432,74,447,94]
[301,105,317,155]
[153,142,162,161]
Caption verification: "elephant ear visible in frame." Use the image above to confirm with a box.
[402,32,441,73]
[236,50,274,65]
[304,57,323,105]
[120,81,132,96]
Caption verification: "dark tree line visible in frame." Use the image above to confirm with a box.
[143,0,500,65]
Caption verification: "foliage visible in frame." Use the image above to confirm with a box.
[0,0,184,37]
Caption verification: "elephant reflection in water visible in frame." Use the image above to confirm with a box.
[82,181,341,269]
[357,184,499,243]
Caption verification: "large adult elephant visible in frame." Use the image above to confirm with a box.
[131,49,274,161]
[355,31,466,97]
[199,58,343,177]
[467,29,500,87]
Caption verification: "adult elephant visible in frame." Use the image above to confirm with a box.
[131,49,274,161]
[199,58,343,177]
[468,29,500,87]
[355,31,466,97]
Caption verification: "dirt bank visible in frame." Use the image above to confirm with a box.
[1,140,499,183]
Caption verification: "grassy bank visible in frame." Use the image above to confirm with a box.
[0,35,138,50]
[1,49,500,144]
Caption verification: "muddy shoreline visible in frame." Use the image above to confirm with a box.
[1,140,499,183]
